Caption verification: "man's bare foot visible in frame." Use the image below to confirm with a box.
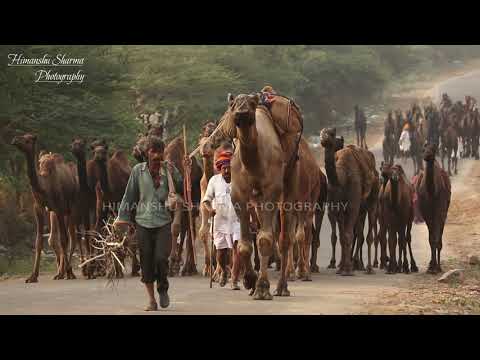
[144,301,158,311]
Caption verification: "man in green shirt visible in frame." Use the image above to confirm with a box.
[114,135,183,311]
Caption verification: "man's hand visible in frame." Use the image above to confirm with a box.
[165,159,174,174]
[183,155,192,168]
[209,209,216,218]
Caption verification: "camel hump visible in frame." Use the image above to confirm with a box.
[344,145,377,201]
[260,94,303,135]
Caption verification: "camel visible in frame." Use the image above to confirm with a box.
[320,128,377,276]
[164,136,203,277]
[284,138,324,282]
[377,162,418,274]
[439,113,459,176]
[414,143,451,274]
[70,138,98,278]
[89,139,132,277]
[223,92,302,299]
[11,134,78,282]
[313,135,343,271]
[197,122,220,277]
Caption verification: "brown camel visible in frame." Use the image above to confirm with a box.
[322,136,345,270]
[414,143,451,274]
[439,114,459,176]
[164,136,203,277]
[197,122,219,277]
[320,128,377,275]
[284,138,323,282]
[70,138,98,279]
[223,92,302,299]
[309,168,327,273]
[11,134,78,282]
[377,163,418,274]
[89,139,132,277]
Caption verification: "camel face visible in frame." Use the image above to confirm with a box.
[71,138,86,158]
[11,133,37,154]
[91,139,109,162]
[320,128,336,148]
[199,137,214,158]
[423,143,437,162]
[229,94,258,128]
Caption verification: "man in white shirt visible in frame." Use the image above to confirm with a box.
[202,150,241,289]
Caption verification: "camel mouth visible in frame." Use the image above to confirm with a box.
[234,111,254,127]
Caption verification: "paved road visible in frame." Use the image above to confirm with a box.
[1,69,479,315]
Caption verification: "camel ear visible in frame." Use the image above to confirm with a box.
[332,128,337,137]
[227,93,234,106]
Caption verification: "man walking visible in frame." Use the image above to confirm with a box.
[202,150,241,289]
[114,135,183,311]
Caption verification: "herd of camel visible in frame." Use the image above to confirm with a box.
[10,89,463,300]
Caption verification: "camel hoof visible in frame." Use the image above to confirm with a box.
[287,273,296,282]
[341,269,354,276]
[310,264,320,273]
[253,279,273,300]
[327,261,336,269]
[373,260,378,268]
[25,275,38,283]
[131,271,140,277]
[302,274,312,282]
[365,266,374,275]
[426,266,436,275]
[274,283,290,297]
[243,270,258,291]
[411,264,419,273]
[248,288,255,296]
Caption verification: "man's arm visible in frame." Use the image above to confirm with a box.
[115,166,139,225]
[202,177,215,216]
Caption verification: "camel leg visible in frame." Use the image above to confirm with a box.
[386,227,397,274]
[406,219,418,272]
[286,233,295,281]
[198,205,212,277]
[328,212,337,269]
[310,209,324,273]
[426,220,437,274]
[340,209,356,276]
[378,217,388,270]
[252,231,260,272]
[66,217,77,280]
[275,209,296,297]
[54,214,70,280]
[447,150,452,176]
[233,200,257,296]
[353,209,366,271]
[26,205,46,283]
[454,147,458,175]
[336,215,346,275]
[436,220,446,274]
[181,213,198,276]
[365,206,375,274]
[295,212,307,280]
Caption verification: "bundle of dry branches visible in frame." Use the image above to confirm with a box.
[79,218,134,288]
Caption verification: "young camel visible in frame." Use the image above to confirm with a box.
[11,134,78,282]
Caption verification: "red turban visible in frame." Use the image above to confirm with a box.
[215,151,233,171]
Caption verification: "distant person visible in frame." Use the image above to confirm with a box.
[354,105,368,149]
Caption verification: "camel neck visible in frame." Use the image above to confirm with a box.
[75,154,89,192]
[202,155,214,181]
[390,178,399,210]
[97,160,110,194]
[237,123,259,173]
[324,146,339,186]
[425,159,435,196]
[25,151,42,194]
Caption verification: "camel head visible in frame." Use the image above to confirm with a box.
[390,165,405,183]
[90,139,109,162]
[380,161,393,186]
[11,133,37,154]
[70,138,87,159]
[199,136,215,158]
[319,128,336,148]
[423,142,437,162]
[228,93,259,128]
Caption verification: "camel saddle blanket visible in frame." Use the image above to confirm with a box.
[344,145,376,202]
